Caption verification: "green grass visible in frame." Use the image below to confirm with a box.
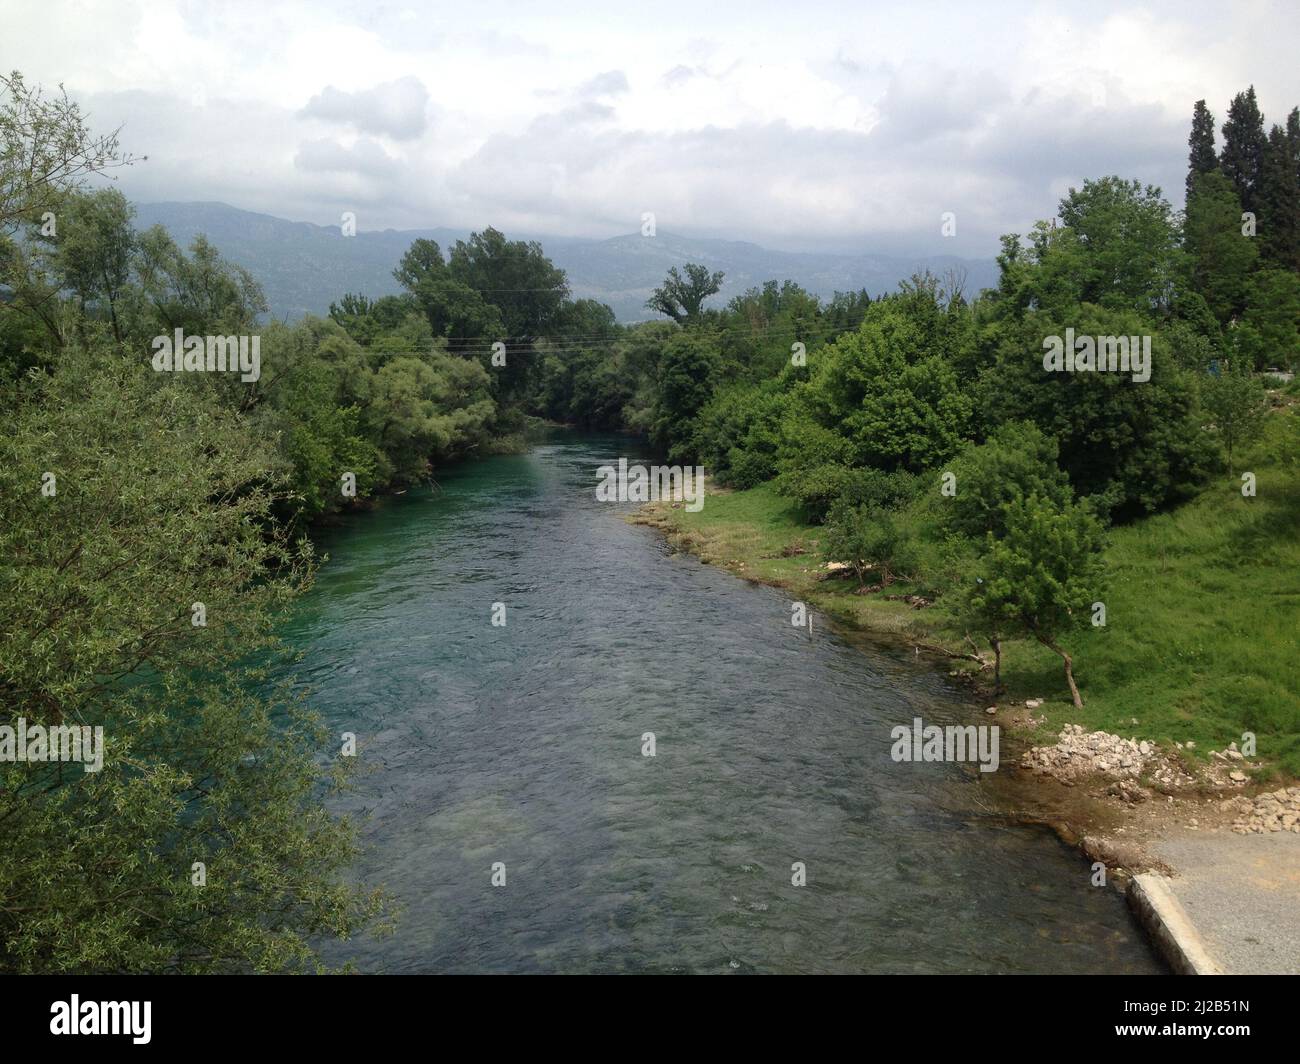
[647,409,1300,777]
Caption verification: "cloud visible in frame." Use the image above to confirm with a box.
[16,0,1300,254]
[300,76,429,140]
[294,137,399,178]
[579,70,629,98]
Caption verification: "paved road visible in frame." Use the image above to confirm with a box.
[1151,830,1300,974]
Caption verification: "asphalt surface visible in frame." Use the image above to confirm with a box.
[1151,830,1300,974]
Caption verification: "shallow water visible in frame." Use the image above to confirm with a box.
[278,430,1162,973]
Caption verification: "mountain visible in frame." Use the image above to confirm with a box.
[133,202,999,323]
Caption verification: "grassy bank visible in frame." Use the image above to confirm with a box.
[636,405,1300,779]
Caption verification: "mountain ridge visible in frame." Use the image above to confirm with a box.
[132,201,1000,323]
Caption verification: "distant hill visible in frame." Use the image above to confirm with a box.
[133,202,999,323]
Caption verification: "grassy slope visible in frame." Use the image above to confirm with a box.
[641,405,1300,778]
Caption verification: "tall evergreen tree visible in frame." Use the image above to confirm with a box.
[1288,107,1300,191]
[1186,99,1217,201]
[1220,86,1267,213]
[1184,171,1258,322]
[1259,124,1300,271]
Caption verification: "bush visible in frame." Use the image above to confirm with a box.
[822,500,919,586]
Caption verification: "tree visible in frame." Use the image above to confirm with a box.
[1184,170,1258,323]
[391,238,503,347]
[1236,268,1300,371]
[1201,356,1268,472]
[1288,107,1300,186]
[822,500,917,588]
[986,304,1212,520]
[1259,124,1300,271]
[446,227,568,399]
[942,421,1074,541]
[447,227,568,339]
[943,423,1074,693]
[1053,177,1180,312]
[392,238,445,291]
[44,188,136,342]
[965,494,1107,708]
[792,294,973,475]
[1220,86,1266,213]
[0,344,387,972]
[0,70,129,234]
[1186,99,1218,201]
[651,330,721,462]
[646,263,724,324]
[134,227,266,338]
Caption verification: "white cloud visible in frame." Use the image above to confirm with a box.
[2,0,1298,255]
[301,76,430,139]
[295,136,400,177]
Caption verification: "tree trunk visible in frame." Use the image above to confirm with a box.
[1035,633,1082,708]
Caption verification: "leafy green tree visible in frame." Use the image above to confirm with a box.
[1201,356,1269,472]
[329,293,421,347]
[696,377,791,488]
[365,352,495,484]
[964,494,1107,708]
[264,356,379,522]
[1,70,128,234]
[646,264,724,324]
[446,227,567,398]
[822,500,916,587]
[941,423,1074,692]
[1053,177,1181,312]
[824,288,872,332]
[1236,268,1300,371]
[651,331,721,462]
[791,294,974,475]
[133,227,266,339]
[985,304,1212,520]
[392,239,503,348]
[447,227,568,339]
[941,421,1074,540]
[43,188,136,342]
[0,274,50,381]
[0,218,65,350]
[0,344,387,972]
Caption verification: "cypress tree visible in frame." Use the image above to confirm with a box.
[1259,124,1300,270]
[1288,107,1300,186]
[1187,100,1217,201]
[1220,86,1267,213]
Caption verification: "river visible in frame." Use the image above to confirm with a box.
[278,430,1162,974]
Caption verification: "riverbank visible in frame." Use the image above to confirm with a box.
[630,454,1300,972]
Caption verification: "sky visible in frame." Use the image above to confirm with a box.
[3,0,1299,257]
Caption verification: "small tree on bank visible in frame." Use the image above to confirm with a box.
[822,500,917,588]
[964,494,1107,708]
[1202,356,1269,472]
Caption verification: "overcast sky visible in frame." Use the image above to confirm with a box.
[3,0,1299,256]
